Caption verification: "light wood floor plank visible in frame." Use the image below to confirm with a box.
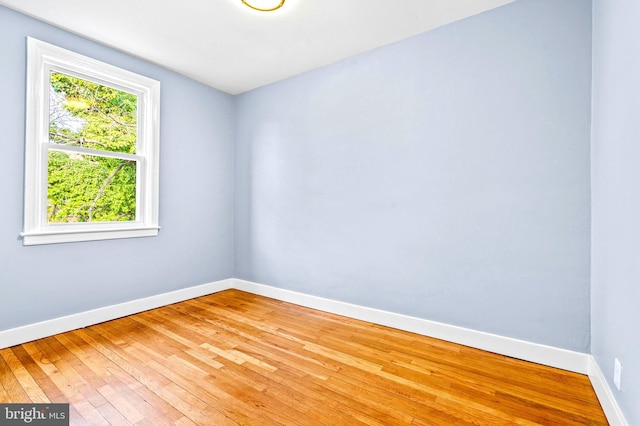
[0,350,29,402]
[0,348,49,403]
[0,289,608,425]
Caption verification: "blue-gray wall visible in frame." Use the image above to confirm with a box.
[0,6,235,330]
[234,0,593,352]
[592,0,640,423]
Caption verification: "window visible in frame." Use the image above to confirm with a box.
[22,38,160,245]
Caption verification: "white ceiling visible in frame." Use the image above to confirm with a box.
[1,0,514,95]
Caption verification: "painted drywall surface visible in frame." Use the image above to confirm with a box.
[592,0,640,422]
[235,0,592,351]
[0,6,234,330]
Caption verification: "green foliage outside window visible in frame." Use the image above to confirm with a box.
[48,73,138,223]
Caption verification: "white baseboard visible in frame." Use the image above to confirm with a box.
[588,356,629,426]
[0,278,234,349]
[0,277,627,425]
[2,277,589,373]
[232,279,590,374]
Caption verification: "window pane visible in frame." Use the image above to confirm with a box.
[47,151,137,223]
[49,72,137,154]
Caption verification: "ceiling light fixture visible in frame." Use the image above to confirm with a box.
[241,0,285,12]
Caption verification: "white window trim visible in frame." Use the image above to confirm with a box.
[21,38,160,245]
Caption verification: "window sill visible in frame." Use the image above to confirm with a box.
[20,226,160,246]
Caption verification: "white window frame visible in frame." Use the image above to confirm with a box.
[21,38,160,245]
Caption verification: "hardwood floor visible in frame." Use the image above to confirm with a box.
[1,289,607,425]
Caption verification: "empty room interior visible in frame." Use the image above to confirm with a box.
[0,0,638,424]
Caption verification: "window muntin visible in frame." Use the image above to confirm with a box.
[22,38,160,245]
